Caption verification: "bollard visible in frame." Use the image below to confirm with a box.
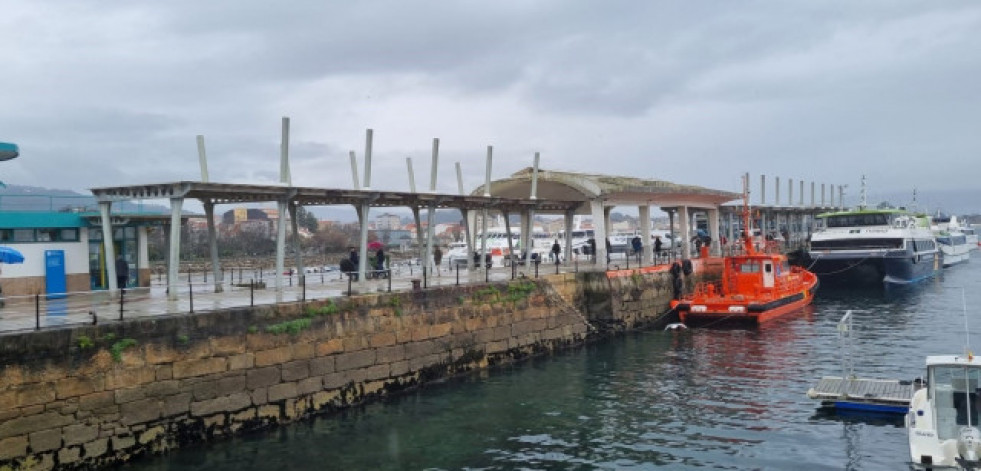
[347,274,353,296]
[35,294,40,330]
[250,279,254,306]
[575,258,578,273]
[204,268,208,283]
[534,260,539,278]
[119,288,125,321]
[485,263,489,283]
[422,267,427,289]
[289,272,293,287]
[302,275,306,302]
[555,259,560,274]
[188,281,194,313]
[387,270,392,292]
[456,263,459,286]
[321,270,324,284]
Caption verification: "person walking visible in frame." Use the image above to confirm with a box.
[654,236,663,264]
[551,239,561,264]
[375,247,386,277]
[115,254,129,290]
[433,245,443,276]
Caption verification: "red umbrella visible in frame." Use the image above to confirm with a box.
[367,241,383,250]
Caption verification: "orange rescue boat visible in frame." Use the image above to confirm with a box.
[671,177,819,326]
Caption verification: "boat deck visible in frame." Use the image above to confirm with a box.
[807,376,917,413]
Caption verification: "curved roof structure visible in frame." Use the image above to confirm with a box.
[473,167,740,213]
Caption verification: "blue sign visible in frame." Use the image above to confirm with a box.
[45,250,66,299]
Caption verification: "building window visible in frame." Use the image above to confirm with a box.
[59,229,79,241]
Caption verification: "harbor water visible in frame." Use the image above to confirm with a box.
[127,261,981,470]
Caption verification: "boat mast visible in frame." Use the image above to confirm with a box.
[742,173,755,255]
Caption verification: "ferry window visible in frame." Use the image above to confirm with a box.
[12,229,33,242]
[0,230,11,242]
[37,229,56,242]
[60,229,79,241]
[739,262,759,273]
[764,263,772,273]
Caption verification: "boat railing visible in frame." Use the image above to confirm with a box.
[692,280,724,298]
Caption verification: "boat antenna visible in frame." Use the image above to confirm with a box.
[964,287,972,360]
[742,172,755,255]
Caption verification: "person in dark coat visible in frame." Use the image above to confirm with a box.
[375,248,385,273]
[115,254,129,289]
[551,240,561,263]
[433,245,443,276]
[654,236,663,263]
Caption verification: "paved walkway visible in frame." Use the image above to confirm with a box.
[1,256,667,334]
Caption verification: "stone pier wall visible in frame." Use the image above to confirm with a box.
[0,268,709,470]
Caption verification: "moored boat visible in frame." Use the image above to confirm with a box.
[907,353,981,469]
[671,176,819,326]
[934,213,972,267]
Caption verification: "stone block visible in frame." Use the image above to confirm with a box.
[210,335,246,356]
[404,340,435,359]
[55,376,103,400]
[0,435,27,460]
[256,405,280,420]
[120,398,162,426]
[390,360,410,377]
[144,344,178,364]
[84,438,109,458]
[228,353,255,371]
[246,367,281,390]
[105,367,156,390]
[363,364,390,382]
[145,380,180,398]
[375,345,405,364]
[114,387,146,404]
[296,377,323,396]
[14,383,56,408]
[78,391,115,411]
[217,375,247,397]
[430,323,453,338]
[410,327,430,342]
[155,365,173,381]
[230,408,256,424]
[254,346,292,367]
[250,388,268,406]
[315,338,344,356]
[341,336,365,351]
[323,373,350,390]
[63,424,99,446]
[369,332,396,348]
[192,380,218,401]
[281,360,310,382]
[28,428,61,453]
[172,358,227,380]
[190,392,252,417]
[267,382,298,403]
[57,446,81,464]
[111,434,135,451]
[0,412,73,439]
[409,354,442,372]
[334,350,376,372]
[163,393,192,417]
[309,357,335,376]
[292,343,315,360]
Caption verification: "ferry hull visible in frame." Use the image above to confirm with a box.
[807,250,941,285]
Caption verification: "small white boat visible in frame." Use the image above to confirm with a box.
[907,353,981,469]
[933,214,972,267]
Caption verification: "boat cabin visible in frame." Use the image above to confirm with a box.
[926,356,981,440]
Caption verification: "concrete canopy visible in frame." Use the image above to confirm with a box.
[473,168,741,213]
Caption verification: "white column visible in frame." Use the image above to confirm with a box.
[289,202,305,280]
[99,202,118,293]
[563,209,574,264]
[708,208,720,257]
[520,209,531,263]
[639,205,651,265]
[204,201,223,293]
[590,200,607,266]
[679,206,691,259]
[167,197,183,300]
[465,209,476,270]
[424,203,436,275]
[358,202,370,283]
[275,200,287,293]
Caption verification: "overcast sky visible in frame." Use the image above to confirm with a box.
[2,1,980,213]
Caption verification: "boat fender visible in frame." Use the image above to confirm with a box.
[669,262,682,277]
[682,259,693,276]
[664,323,687,331]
